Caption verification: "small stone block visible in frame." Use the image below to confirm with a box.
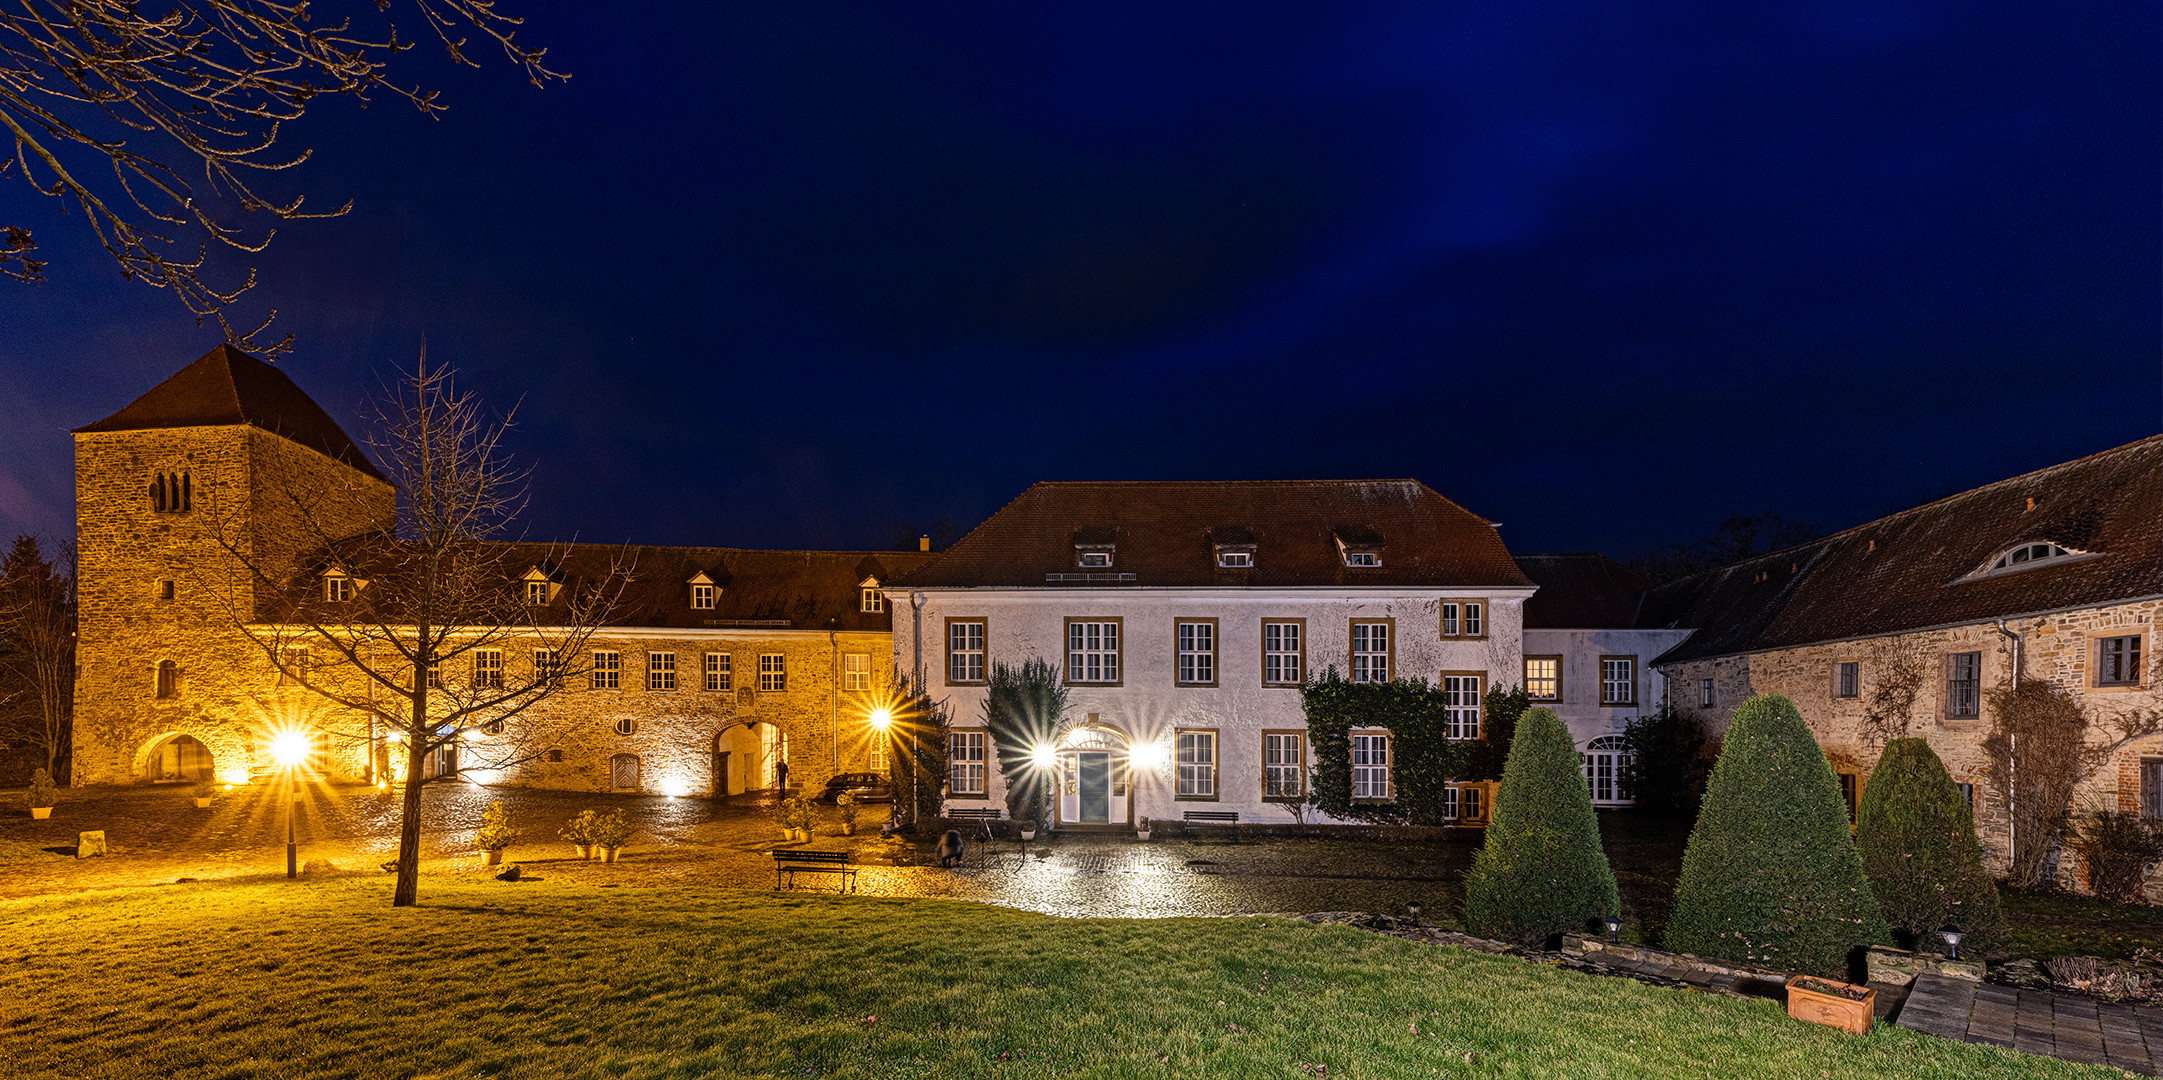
[76,831,106,858]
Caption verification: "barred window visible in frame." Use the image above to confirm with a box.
[1946,652,1981,719]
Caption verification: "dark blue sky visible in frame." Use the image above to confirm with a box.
[4,1,2157,557]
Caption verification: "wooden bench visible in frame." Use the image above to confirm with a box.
[1182,810,1239,836]
[772,849,857,892]
[945,808,1003,836]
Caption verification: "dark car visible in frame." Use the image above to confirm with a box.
[816,772,892,803]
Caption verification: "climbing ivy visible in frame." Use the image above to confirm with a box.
[1302,670,1498,824]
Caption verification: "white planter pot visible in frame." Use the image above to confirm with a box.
[1136,829,1151,841]
[1019,826,1037,841]
[193,797,213,809]
[30,806,52,820]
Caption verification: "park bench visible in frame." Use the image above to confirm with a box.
[772,849,857,892]
[1182,810,1239,837]
[945,808,1003,836]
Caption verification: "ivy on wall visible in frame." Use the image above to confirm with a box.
[1301,671,1523,824]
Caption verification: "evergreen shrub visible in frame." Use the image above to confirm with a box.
[1619,705,1713,818]
[1464,708,1618,947]
[1665,694,1889,977]
[983,659,1067,827]
[1853,738,2008,957]
[473,799,519,852]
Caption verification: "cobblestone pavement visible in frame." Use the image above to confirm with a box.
[1897,973,2163,1075]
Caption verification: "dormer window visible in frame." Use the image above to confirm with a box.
[1217,550,1253,568]
[860,577,884,613]
[1963,541,2094,582]
[1208,526,1256,570]
[1345,551,1380,568]
[1079,550,1113,568]
[1332,526,1385,569]
[525,580,550,605]
[323,573,354,603]
[522,568,560,606]
[1072,526,1117,570]
[690,583,715,609]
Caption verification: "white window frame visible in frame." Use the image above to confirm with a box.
[1176,729,1217,798]
[947,620,986,684]
[1700,678,1714,707]
[1524,656,1559,701]
[1263,620,1303,686]
[1600,656,1635,706]
[525,580,551,605]
[473,649,503,689]
[1442,674,1482,740]
[1176,620,1215,686]
[1351,621,1390,683]
[704,652,731,691]
[1439,600,1484,638]
[324,574,353,603]
[843,651,872,691]
[1216,550,1253,568]
[1263,732,1304,799]
[1351,732,1391,800]
[1066,619,1121,684]
[648,651,676,691]
[759,653,787,693]
[949,731,987,795]
[690,583,715,610]
[534,649,561,689]
[1078,549,1114,568]
[861,588,884,613]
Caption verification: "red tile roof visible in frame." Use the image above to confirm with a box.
[1516,554,1654,629]
[74,344,389,483]
[1643,434,2163,665]
[893,480,1533,589]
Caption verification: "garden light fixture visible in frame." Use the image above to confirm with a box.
[269,727,309,879]
[1938,924,1963,960]
[1604,916,1622,944]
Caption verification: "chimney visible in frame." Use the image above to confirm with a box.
[919,535,931,552]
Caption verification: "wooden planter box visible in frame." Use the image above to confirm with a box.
[1786,976,1875,1034]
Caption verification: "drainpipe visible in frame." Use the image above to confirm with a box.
[829,618,840,771]
[910,591,926,687]
[1995,619,2022,867]
[1995,619,2023,687]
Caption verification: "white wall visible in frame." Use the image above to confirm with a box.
[1521,627,1696,751]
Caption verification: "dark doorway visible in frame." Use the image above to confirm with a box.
[1078,752,1109,823]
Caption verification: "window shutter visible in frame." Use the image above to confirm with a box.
[2144,759,2163,821]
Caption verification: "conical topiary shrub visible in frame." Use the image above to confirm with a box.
[1855,738,2009,958]
[1665,694,1889,977]
[1464,708,1619,947]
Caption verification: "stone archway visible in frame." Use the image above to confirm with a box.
[710,722,766,799]
[140,733,217,783]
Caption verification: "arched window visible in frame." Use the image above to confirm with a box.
[1582,735,1632,805]
[149,472,192,513]
[155,660,180,699]
[1967,541,2090,580]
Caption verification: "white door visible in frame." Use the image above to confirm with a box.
[1581,736,1631,806]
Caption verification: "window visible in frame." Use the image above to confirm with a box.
[1442,674,1482,740]
[1175,620,1216,686]
[1264,732,1304,799]
[546,749,565,763]
[690,584,715,609]
[1838,772,1859,824]
[861,588,883,613]
[525,580,550,605]
[158,579,176,601]
[1176,730,1217,798]
[482,718,505,736]
[1946,652,1981,719]
[2143,760,2163,821]
[1351,733,1390,800]
[843,652,872,691]
[425,663,442,690]
[278,648,308,686]
[1973,541,2084,579]
[1836,662,1859,699]
[155,660,180,699]
[1583,735,1632,804]
[759,653,787,692]
[704,652,731,691]
[648,651,676,691]
[149,471,191,513]
[1957,782,1975,811]
[1460,785,1483,821]
[324,574,353,602]
[1078,550,1113,568]
[534,649,562,688]
[1350,620,1391,683]
[1599,656,1636,706]
[1216,550,1252,568]
[1440,601,1485,639]
[473,649,503,689]
[2099,635,2143,687]
[1524,656,1560,701]
[949,731,987,795]
[1262,620,1304,685]
[1066,619,1121,684]
[1440,787,1460,819]
[867,741,890,772]
[590,651,621,690]
[614,717,637,737]
[1700,678,1714,707]
[947,619,986,684]
[1344,550,1380,568]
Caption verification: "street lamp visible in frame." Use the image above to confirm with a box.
[868,706,909,831]
[270,729,310,879]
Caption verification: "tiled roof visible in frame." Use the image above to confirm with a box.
[74,344,389,483]
[1516,554,1653,629]
[893,480,1533,589]
[280,541,935,632]
[1643,435,2163,665]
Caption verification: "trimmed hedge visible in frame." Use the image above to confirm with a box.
[1464,708,1619,947]
[1665,694,1889,977]
[1855,738,2009,958]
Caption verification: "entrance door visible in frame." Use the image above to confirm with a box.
[1078,752,1110,822]
[712,751,731,799]
[612,753,641,791]
[1581,736,1631,805]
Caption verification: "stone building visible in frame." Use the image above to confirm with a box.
[1641,435,2162,891]
[71,345,932,794]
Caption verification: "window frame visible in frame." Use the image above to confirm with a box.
[1439,599,1487,640]
[1700,678,1714,708]
[473,648,503,689]
[1523,655,1561,702]
[1261,618,1306,687]
[843,651,872,691]
[704,652,731,692]
[945,617,987,686]
[689,583,715,610]
[277,647,309,687]
[155,659,181,699]
[1174,727,1218,800]
[323,574,353,603]
[1262,730,1305,801]
[948,728,989,798]
[590,650,621,690]
[1349,618,1394,684]
[2142,758,2163,822]
[860,588,884,613]
[758,653,787,693]
[524,579,551,606]
[1835,661,1860,699]
[534,649,562,689]
[1343,550,1381,568]
[1598,655,1637,707]
[2096,633,2145,689]
[1945,651,1982,720]
[1064,616,1123,686]
[1174,618,1218,687]
[647,651,677,692]
[1351,729,1393,801]
[1440,672,1483,740]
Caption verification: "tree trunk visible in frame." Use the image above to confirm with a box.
[393,735,428,907]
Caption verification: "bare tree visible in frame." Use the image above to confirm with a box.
[1984,679,2163,887]
[1858,636,1931,745]
[1,1,563,354]
[0,535,74,779]
[210,353,624,906]
[1627,511,1820,584]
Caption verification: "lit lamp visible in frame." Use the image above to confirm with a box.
[270,730,310,879]
[1604,915,1623,944]
[868,707,904,831]
[1938,923,1964,961]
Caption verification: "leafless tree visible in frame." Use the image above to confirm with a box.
[1984,679,2163,887]
[0,1,562,354]
[1858,636,1931,745]
[209,352,624,907]
[0,535,74,779]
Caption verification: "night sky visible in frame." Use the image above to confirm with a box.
[4,1,2156,559]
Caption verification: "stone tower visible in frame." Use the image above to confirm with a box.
[71,345,397,785]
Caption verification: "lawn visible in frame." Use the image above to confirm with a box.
[2003,884,2163,962]
[0,877,2114,1080]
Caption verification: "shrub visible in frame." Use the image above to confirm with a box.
[587,809,636,849]
[836,791,859,828]
[2066,807,2163,903]
[1664,694,1889,977]
[1463,708,1619,947]
[191,779,219,799]
[1302,671,1483,824]
[26,768,56,809]
[1853,739,2008,957]
[558,809,599,847]
[1458,684,1531,781]
[983,659,1067,828]
[1619,706,1713,818]
[474,799,519,852]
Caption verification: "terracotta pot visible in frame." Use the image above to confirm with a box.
[1786,976,1875,1034]
[842,823,856,835]
[193,797,213,809]
[481,849,505,867]
[30,806,52,820]
[599,846,620,864]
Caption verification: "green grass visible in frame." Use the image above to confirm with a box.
[2003,884,2163,962]
[0,878,2113,1079]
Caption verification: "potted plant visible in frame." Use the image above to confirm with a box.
[836,792,859,835]
[191,779,217,809]
[1018,818,1038,842]
[26,768,56,820]
[1136,816,1151,841]
[475,800,519,867]
[776,796,815,841]
[560,809,599,859]
[1786,975,1876,1034]
[589,808,635,863]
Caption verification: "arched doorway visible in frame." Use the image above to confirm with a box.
[1055,723,1132,830]
[145,734,215,782]
[1582,735,1632,806]
[711,722,765,798]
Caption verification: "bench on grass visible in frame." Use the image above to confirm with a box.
[1183,810,1239,836]
[772,849,857,892]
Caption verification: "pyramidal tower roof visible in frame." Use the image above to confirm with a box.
[74,344,389,483]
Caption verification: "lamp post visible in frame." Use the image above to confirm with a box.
[869,707,907,831]
[270,730,310,879]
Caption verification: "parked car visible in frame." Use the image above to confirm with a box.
[817,772,893,803]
